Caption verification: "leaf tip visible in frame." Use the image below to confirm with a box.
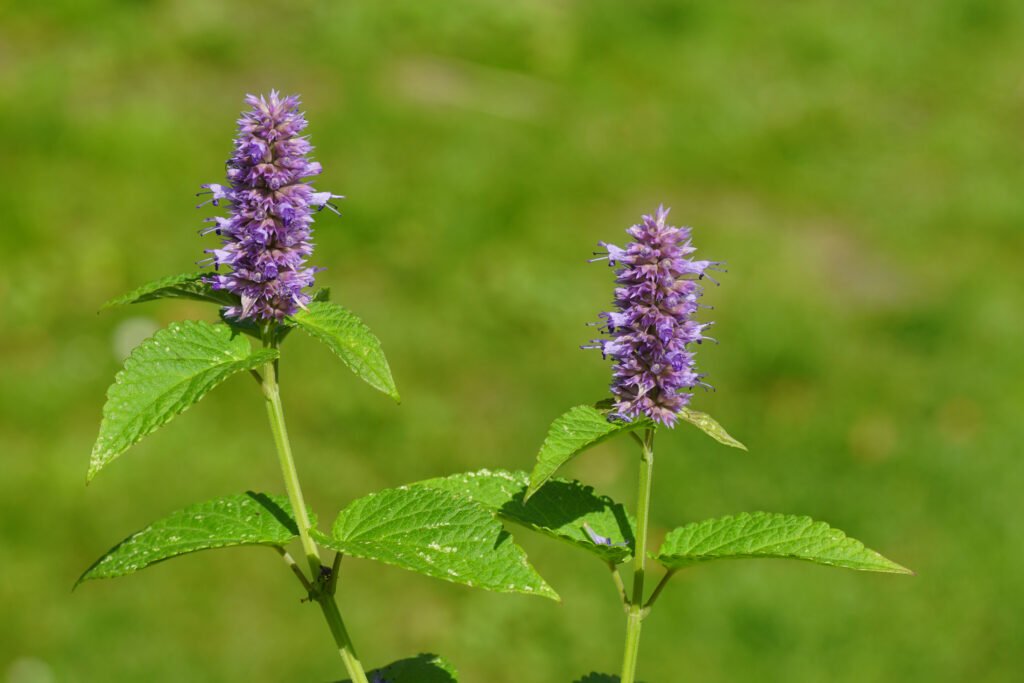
[890,560,915,576]
[99,296,127,311]
[87,447,109,483]
[539,584,562,602]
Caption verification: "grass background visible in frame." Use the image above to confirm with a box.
[1,0,1022,681]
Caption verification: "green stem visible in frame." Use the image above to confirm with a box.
[318,595,367,680]
[620,428,655,683]
[261,331,369,683]
[262,365,320,574]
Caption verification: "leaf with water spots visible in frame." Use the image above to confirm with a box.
[289,301,399,402]
[77,493,309,585]
[420,469,636,564]
[526,404,649,500]
[89,321,277,480]
[318,485,557,600]
[655,512,912,574]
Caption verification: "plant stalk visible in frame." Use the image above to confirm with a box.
[620,428,655,683]
[261,332,369,683]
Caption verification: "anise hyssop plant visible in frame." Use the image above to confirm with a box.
[416,207,912,682]
[81,92,559,683]
[82,93,909,683]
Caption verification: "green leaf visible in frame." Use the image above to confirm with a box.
[527,404,649,500]
[77,492,307,585]
[103,272,237,309]
[656,512,913,574]
[678,407,747,450]
[574,675,645,683]
[289,301,399,402]
[336,654,457,683]
[420,469,636,564]
[319,485,558,600]
[417,468,529,510]
[89,321,277,480]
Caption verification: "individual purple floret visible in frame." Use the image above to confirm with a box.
[197,91,342,321]
[586,206,721,427]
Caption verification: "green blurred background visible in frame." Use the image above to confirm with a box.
[2,0,1021,681]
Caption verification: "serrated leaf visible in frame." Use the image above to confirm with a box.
[103,272,237,309]
[77,492,308,585]
[89,321,277,480]
[319,485,557,600]
[527,405,649,500]
[420,469,636,564]
[336,654,457,683]
[289,301,399,402]
[679,407,747,450]
[656,512,913,574]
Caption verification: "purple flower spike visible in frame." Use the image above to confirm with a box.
[588,206,721,427]
[198,91,341,321]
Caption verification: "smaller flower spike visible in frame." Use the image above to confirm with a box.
[198,91,343,321]
[588,206,722,427]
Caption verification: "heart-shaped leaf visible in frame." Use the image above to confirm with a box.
[527,405,648,500]
[89,321,276,480]
[656,512,912,574]
[420,469,636,564]
[78,492,307,585]
[319,485,557,600]
[290,301,399,402]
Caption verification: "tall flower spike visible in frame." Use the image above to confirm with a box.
[197,91,343,320]
[588,206,721,427]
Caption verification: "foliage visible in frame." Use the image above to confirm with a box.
[89,321,277,480]
[10,1,1011,680]
[290,301,400,402]
[319,484,557,599]
[655,512,911,574]
[78,493,309,583]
